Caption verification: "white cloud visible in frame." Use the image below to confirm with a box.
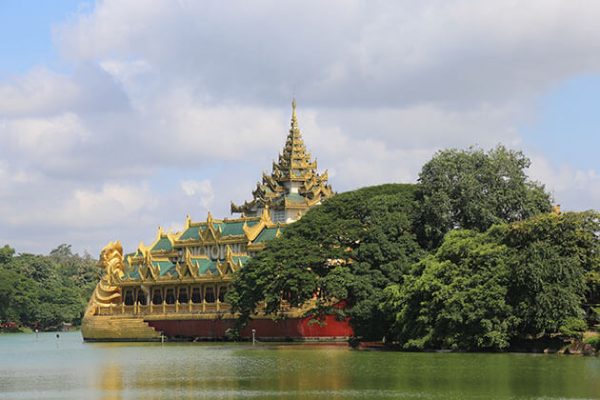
[0,68,80,117]
[68,183,155,225]
[180,179,214,211]
[1,0,599,254]
[53,0,600,107]
[529,155,600,211]
[2,113,88,156]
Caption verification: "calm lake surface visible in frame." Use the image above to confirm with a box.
[0,332,599,400]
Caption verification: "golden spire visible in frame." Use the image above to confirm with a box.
[230,99,334,219]
[290,98,299,133]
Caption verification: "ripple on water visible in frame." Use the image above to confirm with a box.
[0,332,599,400]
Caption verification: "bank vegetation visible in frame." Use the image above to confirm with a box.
[229,146,600,352]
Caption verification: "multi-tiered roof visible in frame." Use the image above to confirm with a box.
[231,100,333,222]
[117,209,282,286]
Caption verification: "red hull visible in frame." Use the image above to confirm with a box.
[147,315,353,340]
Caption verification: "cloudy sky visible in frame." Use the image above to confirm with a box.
[1,0,599,255]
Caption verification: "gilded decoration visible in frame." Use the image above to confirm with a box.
[231,99,334,222]
[82,100,334,340]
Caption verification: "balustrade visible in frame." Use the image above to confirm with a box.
[101,300,233,316]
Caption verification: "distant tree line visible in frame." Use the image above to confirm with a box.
[229,145,600,351]
[0,244,99,330]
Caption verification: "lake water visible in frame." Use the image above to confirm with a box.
[0,332,599,399]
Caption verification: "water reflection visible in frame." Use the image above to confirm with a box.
[97,362,123,400]
[0,332,599,400]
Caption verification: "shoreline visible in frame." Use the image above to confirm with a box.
[2,329,598,356]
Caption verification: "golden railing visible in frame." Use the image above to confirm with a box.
[96,301,232,316]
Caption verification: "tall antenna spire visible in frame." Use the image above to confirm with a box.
[290,98,299,133]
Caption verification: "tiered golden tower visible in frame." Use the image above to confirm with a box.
[81,100,349,341]
[231,99,334,222]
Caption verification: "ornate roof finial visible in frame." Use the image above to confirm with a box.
[230,100,334,221]
[290,98,299,133]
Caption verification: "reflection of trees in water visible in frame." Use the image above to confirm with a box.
[118,344,352,398]
[127,345,247,395]
[251,345,352,399]
[87,344,600,399]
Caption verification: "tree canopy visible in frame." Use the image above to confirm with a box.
[415,145,552,249]
[0,244,99,330]
[229,146,598,348]
[3,144,597,351]
[229,184,425,339]
[382,211,600,351]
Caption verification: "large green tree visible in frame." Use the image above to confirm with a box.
[229,184,426,339]
[493,211,600,335]
[415,145,552,249]
[0,244,99,329]
[383,211,599,351]
[383,230,514,351]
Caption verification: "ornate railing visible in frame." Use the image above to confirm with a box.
[96,301,232,316]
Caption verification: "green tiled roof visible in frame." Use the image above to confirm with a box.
[151,237,173,252]
[152,260,176,276]
[179,227,201,240]
[232,255,250,266]
[202,223,221,231]
[220,221,246,236]
[191,258,219,276]
[127,266,140,280]
[285,192,305,203]
[254,227,279,243]
[178,220,261,241]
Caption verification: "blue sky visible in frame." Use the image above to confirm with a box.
[0,1,86,76]
[0,0,599,254]
[523,76,600,171]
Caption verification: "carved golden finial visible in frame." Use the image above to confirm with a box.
[552,204,561,215]
[290,98,299,132]
[260,205,271,223]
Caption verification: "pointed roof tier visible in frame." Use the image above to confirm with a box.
[231,99,334,222]
[121,209,283,283]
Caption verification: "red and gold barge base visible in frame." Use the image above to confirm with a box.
[82,308,353,342]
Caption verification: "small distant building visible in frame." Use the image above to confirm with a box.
[81,101,351,341]
[61,322,73,332]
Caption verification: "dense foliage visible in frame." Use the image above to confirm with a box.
[229,184,425,339]
[3,144,597,350]
[0,244,99,330]
[229,145,600,350]
[415,145,552,249]
[383,211,600,351]
[383,229,513,350]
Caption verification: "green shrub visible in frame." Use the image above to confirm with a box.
[559,317,588,340]
[584,335,600,351]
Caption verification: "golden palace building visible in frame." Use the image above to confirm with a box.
[81,101,352,341]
